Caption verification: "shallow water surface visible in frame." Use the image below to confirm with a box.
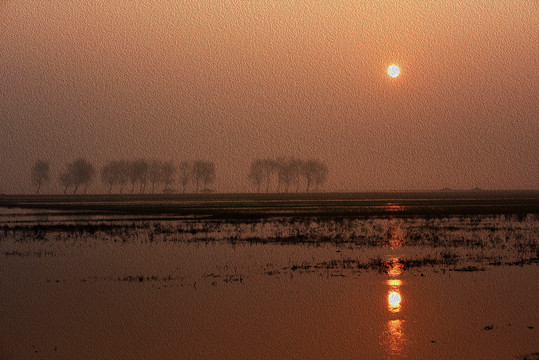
[0,200,537,359]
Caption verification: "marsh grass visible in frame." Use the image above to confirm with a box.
[1,205,537,282]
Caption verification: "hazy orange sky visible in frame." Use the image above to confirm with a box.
[1,0,537,193]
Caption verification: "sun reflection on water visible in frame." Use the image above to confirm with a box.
[384,203,405,212]
[386,319,405,356]
[386,257,403,277]
[388,292,401,307]
[382,255,407,356]
[387,290,402,314]
[386,220,405,248]
[386,279,402,287]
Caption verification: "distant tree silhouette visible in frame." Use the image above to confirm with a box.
[59,171,73,194]
[148,160,178,193]
[248,157,329,193]
[247,157,281,193]
[248,159,265,192]
[161,161,176,192]
[31,160,50,194]
[116,160,130,193]
[282,158,304,193]
[192,161,216,193]
[178,161,192,193]
[261,158,277,193]
[289,158,303,192]
[55,157,221,194]
[102,159,178,194]
[60,158,95,193]
[303,159,327,192]
[129,159,148,193]
[312,161,328,190]
[101,160,130,193]
[73,158,95,193]
[275,157,295,193]
[101,162,117,193]
[148,160,164,193]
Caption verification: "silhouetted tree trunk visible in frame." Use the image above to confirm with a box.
[248,159,264,193]
[250,157,327,193]
[31,160,50,194]
[62,158,94,194]
[193,160,215,193]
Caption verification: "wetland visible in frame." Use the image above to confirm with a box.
[1,192,537,359]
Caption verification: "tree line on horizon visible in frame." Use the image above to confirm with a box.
[30,157,329,194]
[100,159,216,194]
[31,158,216,194]
[248,157,328,193]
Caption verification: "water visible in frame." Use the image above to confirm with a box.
[0,193,537,359]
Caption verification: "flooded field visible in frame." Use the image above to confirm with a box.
[1,192,538,359]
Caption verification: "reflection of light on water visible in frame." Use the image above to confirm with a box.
[386,319,405,356]
[388,292,401,306]
[383,256,406,355]
[387,291,402,313]
[386,220,405,249]
[386,257,403,277]
[384,203,405,212]
[385,258,404,314]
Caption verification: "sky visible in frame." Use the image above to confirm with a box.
[0,0,537,193]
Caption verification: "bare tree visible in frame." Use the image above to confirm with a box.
[249,157,296,193]
[289,158,304,192]
[101,162,116,193]
[275,157,297,193]
[178,161,192,193]
[312,160,328,191]
[129,159,148,193]
[31,160,50,194]
[192,161,203,193]
[68,158,95,193]
[58,158,94,194]
[201,161,216,191]
[275,157,286,192]
[148,160,164,193]
[261,158,276,193]
[116,160,130,193]
[192,161,216,193]
[302,160,317,192]
[59,171,73,194]
[101,160,129,193]
[161,161,176,192]
[299,159,328,192]
[248,157,329,193]
[248,159,265,192]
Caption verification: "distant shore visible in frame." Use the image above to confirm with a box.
[0,190,537,218]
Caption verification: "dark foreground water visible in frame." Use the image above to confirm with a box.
[0,193,537,359]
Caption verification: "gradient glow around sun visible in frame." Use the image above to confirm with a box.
[387,65,401,78]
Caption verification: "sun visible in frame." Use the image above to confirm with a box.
[387,64,401,78]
